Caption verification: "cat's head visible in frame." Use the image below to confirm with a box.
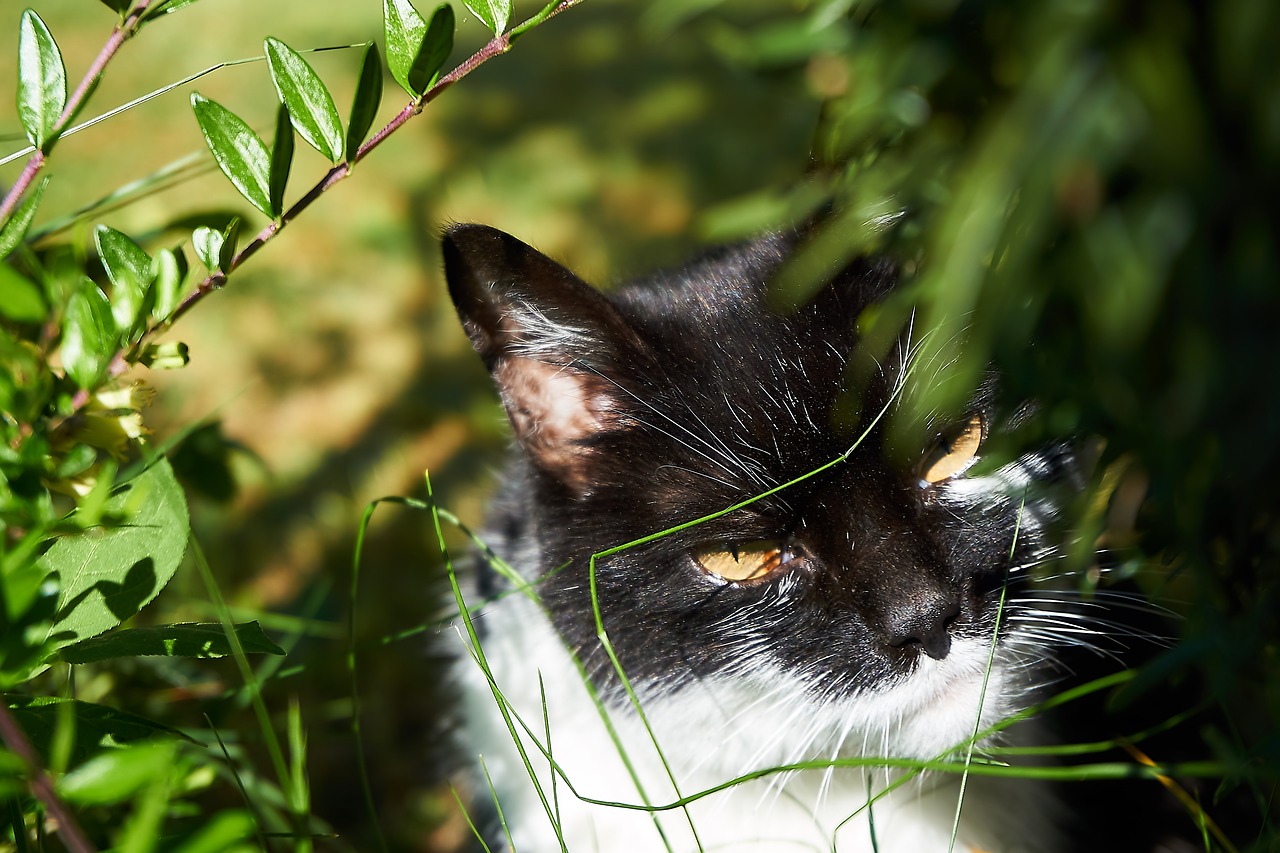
[444,223,1076,762]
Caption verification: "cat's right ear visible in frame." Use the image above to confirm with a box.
[442,224,647,495]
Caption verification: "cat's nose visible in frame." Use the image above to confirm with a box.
[886,597,960,660]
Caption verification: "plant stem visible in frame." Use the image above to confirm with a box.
[0,703,97,853]
[157,0,585,332]
[0,0,157,226]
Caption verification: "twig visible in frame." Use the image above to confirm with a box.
[0,702,97,853]
[158,0,585,331]
[0,0,158,225]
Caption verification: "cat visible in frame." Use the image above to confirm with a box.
[442,222,1080,852]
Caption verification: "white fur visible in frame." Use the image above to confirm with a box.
[453,589,1060,853]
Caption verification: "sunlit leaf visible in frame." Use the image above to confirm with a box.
[95,225,155,336]
[384,0,428,96]
[0,261,46,323]
[190,94,272,217]
[192,226,222,272]
[145,0,203,16]
[150,247,185,322]
[269,103,294,218]
[17,10,67,150]
[38,458,190,650]
[346,42,383,158]
[0,176,49,260]
[265,37,344,162]
[58,740,177,806]
[58,621,285,664]
[463,0,511,36]
[60,281,117,389]
[410,4,455,94]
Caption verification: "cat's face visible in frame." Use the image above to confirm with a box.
[445,224,1073,763]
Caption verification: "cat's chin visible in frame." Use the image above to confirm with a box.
[639,634,1021,780]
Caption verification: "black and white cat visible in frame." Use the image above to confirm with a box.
[443,223,1078,852]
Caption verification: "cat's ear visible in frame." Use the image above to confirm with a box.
[443,224,647,494]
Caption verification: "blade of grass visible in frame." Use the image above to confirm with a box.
[190,538,310,848]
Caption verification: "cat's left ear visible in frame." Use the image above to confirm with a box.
[443,224,648,494]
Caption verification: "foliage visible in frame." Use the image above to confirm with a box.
[695,0,1280,847]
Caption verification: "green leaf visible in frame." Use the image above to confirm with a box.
[60,280,117,389]
[410,4,455,94]
[346,42,384,158]
[220,217,240,272]
[384,0,429,96]
[38,458,190,650]
[58,740,177,806]
[0,261,46,323]
[190,94,273,217]
[142,0,203,18]
[17,10,67,150]
[265,37,344,162]
[150,247,185,322]
[59,621,284,664]
[463,0,511,36]
[192,226,222,272]
[0,175,49,260]
[97,0,132,13]
[269,102,294,218]
[95,225,155,336]
[7,696,193,767]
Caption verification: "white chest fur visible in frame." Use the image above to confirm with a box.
[453,590,1061,853]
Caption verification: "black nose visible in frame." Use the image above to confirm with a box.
[886,596,961,660]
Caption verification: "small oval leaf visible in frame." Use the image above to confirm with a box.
[60,281,117,389]
[463,0,511,36]
[190,94,273,217]
[219,217,240,273]
[384,0,429,96]
[0,176,49,260]
[17,10,67,149]
[269,102,295,218]
[150,247,185,322]
[410,4,455,94]
[95,225,155,336]
[192,226,223,272]
[346,43,384,158]
[265,37,344,163]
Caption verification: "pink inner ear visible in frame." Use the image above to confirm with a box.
[496,356,611,491]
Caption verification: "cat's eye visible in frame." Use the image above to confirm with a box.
[918,414,986,484]
[693,541,789,584]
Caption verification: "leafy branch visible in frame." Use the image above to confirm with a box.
[154,0,584,335]
[1,1,161,229]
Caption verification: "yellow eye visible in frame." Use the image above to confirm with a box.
[919,414,985,484]
[694,541,788,584]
